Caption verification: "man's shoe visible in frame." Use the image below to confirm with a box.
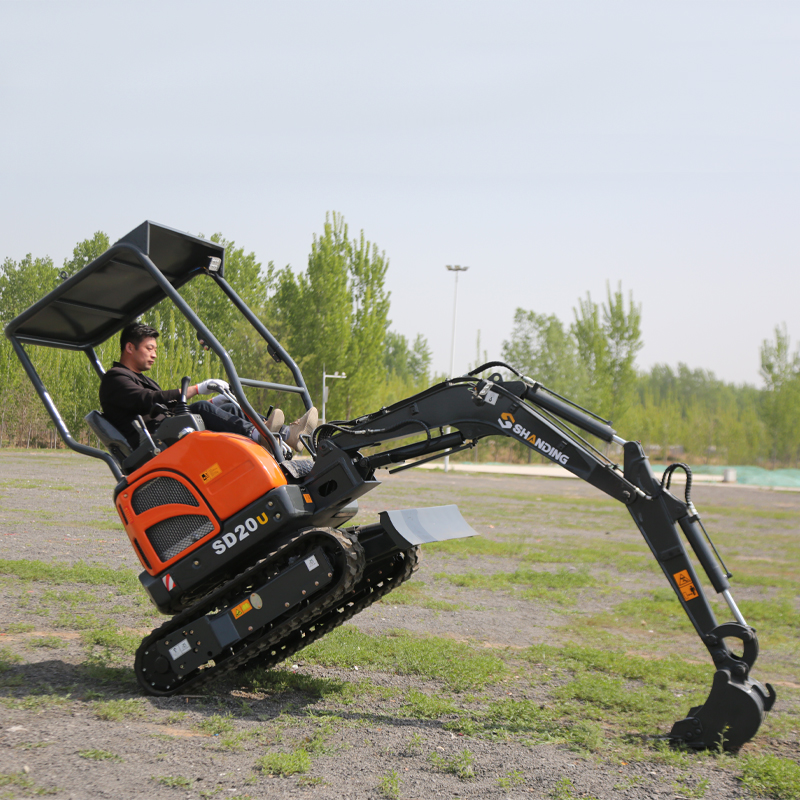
[265,408,284,432]
[285,407,318,452]
[250,409,284,447]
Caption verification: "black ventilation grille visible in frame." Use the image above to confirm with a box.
[146,515,214,561]
[132,476,198,514]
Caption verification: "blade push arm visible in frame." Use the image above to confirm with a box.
[321,369,774,750]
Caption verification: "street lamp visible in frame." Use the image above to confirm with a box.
[322,366,347,424]
[444,265,469,472]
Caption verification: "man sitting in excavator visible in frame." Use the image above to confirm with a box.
[99,322,317,452]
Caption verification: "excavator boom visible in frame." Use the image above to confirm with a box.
[307,364,775,750]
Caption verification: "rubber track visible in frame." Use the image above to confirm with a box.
[135,528,363,696]
[239,542,421,673]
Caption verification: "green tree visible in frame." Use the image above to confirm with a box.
[268,212,392,420]
[385,331,412,384]
[501,308,584,397]
[62,231,110,276]
[340,230,390,418]
[408,333,432,388]
[759,324,800,466]
[571,282,642,422]
[0,254,62,446]
[269,212,353,419]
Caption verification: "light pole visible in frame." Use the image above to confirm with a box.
[444,265,469,472]
[322,366,347,425]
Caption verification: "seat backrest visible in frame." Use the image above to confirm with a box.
[84,410,132,460]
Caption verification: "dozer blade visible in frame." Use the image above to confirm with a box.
[379,504,478,547]
[670,670,776,751]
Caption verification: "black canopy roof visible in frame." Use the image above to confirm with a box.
[5,221,225,350]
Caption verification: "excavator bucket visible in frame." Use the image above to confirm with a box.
[669,624,776,751]
[670,669,776,751]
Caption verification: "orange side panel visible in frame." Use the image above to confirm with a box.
[118,432,287,575]
[126,431,286,519]
[117,470,219,574]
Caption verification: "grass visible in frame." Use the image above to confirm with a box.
[154,775,193,788]
[55,611,101,630]
[580,586,800,652]
[586,588,711,638]
[302,627,506,691]
[428,527,658,575]
[672,775,710,798]
[78,749,122,762]
[463,698,565,743]
[241,666,358,702]
[83,520,124,531]
[0,770,57,795]
[41,588,97,606]
[299,719,339,755]
[81,626,140,655]
[0,559,138,592]
[435,565,596,602]
[4,622,35,633]
[4,690,72,714]
[195,714,235,736]
[26,635,65,649]
[526,643,709,687]
[91,698,145,721]
[554,673,681,732]
[428,749,476,781]
[0,645,23,670]
[402,689,458,719]
[380,581,462,611]
[497,769,525,788]
[255,748,311,776]
[523,643,714,742]
[550,776,598,800]
[739,753,800,800]
[0,479,48,489]
[378,769,401,799]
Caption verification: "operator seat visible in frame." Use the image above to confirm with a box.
[84,410,132,465]
[85,410,162,475]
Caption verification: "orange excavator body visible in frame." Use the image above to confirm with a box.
[115,432,287,575]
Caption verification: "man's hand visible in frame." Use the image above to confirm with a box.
[195,379,230,395]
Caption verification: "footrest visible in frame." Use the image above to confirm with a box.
[282,458,315,480]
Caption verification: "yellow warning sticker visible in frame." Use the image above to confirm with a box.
[673,569,699,602]
[232,599,253,619]
[200,463,222,484]
[302,493,313,504]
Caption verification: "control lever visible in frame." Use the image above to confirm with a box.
[132,416,161,454]
[174,376,191,414]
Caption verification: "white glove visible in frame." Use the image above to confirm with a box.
[210,393,230,407]
[195,379,229,395]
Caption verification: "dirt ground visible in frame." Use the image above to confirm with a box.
[0,450,797,800]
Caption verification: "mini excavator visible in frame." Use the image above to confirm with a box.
[6,221,775,751]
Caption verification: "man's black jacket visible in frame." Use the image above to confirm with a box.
[99,362,181,447]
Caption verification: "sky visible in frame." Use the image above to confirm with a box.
[2,1,799,389]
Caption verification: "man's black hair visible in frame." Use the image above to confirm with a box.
[120,322,159,354]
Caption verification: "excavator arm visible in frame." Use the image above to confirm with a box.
[308,363,775,750]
